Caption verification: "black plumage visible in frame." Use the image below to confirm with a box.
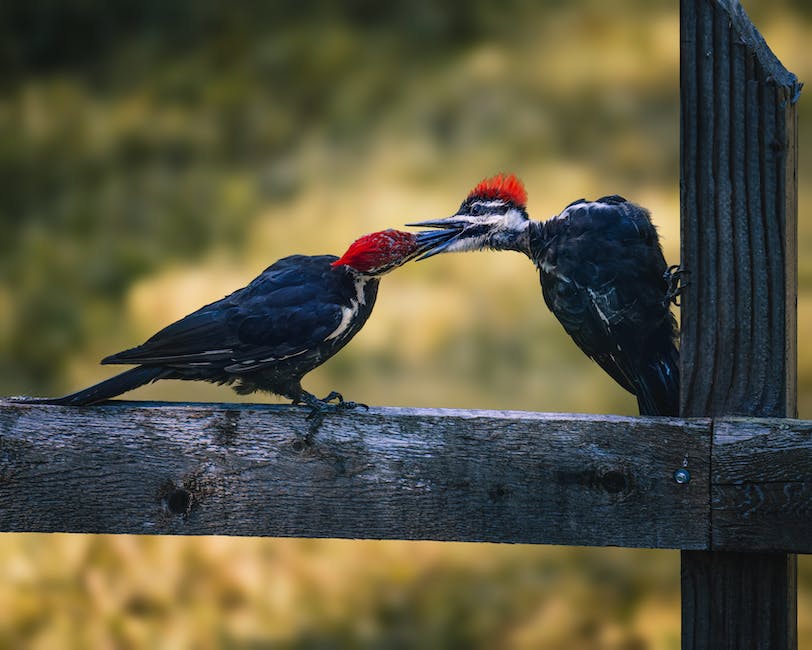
[35,255,377,407]
[412,175,680,416]
[23,229,426,409]
[530,197,679,416]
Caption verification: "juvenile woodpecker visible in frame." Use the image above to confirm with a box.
[411,174,680,416]
[22,229,427,414]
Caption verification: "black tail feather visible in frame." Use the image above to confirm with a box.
[634,343,680,417]
[16,366,167,406]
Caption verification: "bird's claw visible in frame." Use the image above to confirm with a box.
[296,390,368,443]
[309,391,368,414]
[300,390,368,429]
[336,400,369,411]
[319,390,344,404]
[664,265,690,306]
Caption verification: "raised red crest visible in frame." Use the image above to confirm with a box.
[332,229,418,272]
[468,173,527,207]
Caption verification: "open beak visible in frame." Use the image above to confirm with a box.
[408,214,495,260]
[403,234,448,264]
[407,215,477,260]
[368,229,461,274]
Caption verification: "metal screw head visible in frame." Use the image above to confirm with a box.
[673,468,691,484]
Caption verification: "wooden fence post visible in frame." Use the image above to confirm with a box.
[679,0,801,647]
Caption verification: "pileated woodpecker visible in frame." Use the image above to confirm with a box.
[22,229,427,414]
[412,174,680,416]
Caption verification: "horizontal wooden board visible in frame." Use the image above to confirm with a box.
[712,418,812,552]
[0,400,711,549]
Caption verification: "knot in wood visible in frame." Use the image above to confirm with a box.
[166,488,192,515]
[599,470,629,494]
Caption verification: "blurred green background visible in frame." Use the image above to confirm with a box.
[1,0,809,647]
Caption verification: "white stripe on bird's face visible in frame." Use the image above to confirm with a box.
[440,206,530,253]
[469,199,508,209]
[354,277,367,304]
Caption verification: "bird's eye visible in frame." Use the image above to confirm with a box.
[469,203,486,216]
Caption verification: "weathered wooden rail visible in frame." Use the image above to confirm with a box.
[0,400,809,554]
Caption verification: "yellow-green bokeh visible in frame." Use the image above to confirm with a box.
[1,0,809,647]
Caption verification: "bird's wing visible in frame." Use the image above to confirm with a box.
[104,255,348,371]
[540,199,678,413]
[542,274,639,395]
[223,298,350,372]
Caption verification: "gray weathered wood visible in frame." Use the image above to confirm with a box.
[0,400,712,547]
[680,0,800,419]
[681,552,798,649]
[712,419,812,553]
[2,400,811,553]
[679,0,801,646]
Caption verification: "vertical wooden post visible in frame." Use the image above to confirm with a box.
[680,0,801,648]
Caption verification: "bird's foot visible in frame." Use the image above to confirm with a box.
[664,264,690,306]
[296,391,368,442]
[316,391,368,413]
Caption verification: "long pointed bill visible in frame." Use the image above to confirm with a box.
[407,214,476,260]
[407,215,470,229]
[408,214,498,260]
[413,231,463,260]
[402,234,448,263]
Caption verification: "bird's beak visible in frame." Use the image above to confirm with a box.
[403,234,447,264]
[407,214,490,260]
[407,226,461,261]
[408,214,473,229]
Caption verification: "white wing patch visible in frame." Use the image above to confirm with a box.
[540,259,557,274]
[588,288,613,327]
[326,302,358,341]
[224,348,309,372]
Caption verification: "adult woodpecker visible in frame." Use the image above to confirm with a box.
[21,229,426,415]
[411,174,680,416]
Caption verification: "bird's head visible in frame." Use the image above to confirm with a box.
[332,229,429,276]
[408,173,530,259]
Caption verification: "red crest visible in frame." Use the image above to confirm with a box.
[332,229,419,272]
[468,173,527,207]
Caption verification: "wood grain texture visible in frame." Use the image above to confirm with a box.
[2,400,811,552]
[0,400,711,547]
[712,419,812,553]
[682,551,797,649]
[680,0,801,419]
[679,0,801,646]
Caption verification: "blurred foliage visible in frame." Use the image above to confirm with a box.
[0,0,810,647]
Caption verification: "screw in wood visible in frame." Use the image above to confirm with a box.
[673,468,691,484]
